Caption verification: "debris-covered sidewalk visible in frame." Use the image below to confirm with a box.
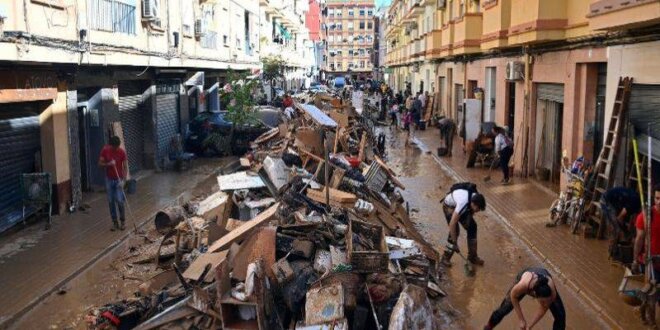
[83,93,446,330]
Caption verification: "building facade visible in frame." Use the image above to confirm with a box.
[0,0,314,232]
[385,0,660,191]
[321,0,377,82]
[259,0,315,91]
[306,0,323,82]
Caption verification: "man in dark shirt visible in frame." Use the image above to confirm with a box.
[602,187,641,263]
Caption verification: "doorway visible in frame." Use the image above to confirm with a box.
[485,67,496,122]
[507,81,516,139]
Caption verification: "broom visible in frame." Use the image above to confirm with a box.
[482,156,500,183]
[112,165,140,233]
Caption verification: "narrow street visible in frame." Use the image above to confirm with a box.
[382,127,610,329]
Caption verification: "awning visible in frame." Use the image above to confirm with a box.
[184,71,205,87]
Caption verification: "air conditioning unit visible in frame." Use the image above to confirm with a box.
[505,61,524,80]
[194,19,204,37]
[151,18,162,29]
[142,0,159,19]
[437,0,446,9]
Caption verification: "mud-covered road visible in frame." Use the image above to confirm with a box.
[383,128,607,329]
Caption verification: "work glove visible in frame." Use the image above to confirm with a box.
[445,238,459,253]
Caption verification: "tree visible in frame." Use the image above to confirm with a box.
[220,70,259,126]
[261,55,287,99]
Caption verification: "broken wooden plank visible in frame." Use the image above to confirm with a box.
[306,186,357,208]
[358,132,367,163]
[182,251,228,281]
[208,203,280,253]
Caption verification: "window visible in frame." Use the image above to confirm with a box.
[368,9,373,16]
[359,21,365,30]
[367,22,373,29]
[328,8,334,16]
[358,48,365,56]
[182,1,194,37]
[336,23,342,30]
[366,35,373,43]
[359,9,365,16]
[348,9,354,16]
[348,49,354,56]
[336,8,342,16]
[360,61,365,68]
[223,35,228,45]
[88,0,137,34]
[426,17,430,32]
[329,35,334,43]
[347,22,354,30]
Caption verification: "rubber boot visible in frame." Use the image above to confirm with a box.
[468,239,485,266]
[441,250,454,267]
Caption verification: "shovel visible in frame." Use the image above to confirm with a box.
[455,249,476,277]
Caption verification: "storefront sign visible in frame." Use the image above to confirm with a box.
[0,70,58,103]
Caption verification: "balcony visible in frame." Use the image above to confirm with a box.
[480,0,511,50]
[426,30,442,59]
[588,0,660,31]
[453,13,482,55]
[507,0,567,46]
[440,21,454,57]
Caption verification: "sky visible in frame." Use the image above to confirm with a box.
[375,0,391,11]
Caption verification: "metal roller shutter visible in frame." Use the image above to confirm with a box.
[118,81,149,173]
[156,93,180,164]
[0,116,40,232]
[537,83,564,103]
[629,84,660,161]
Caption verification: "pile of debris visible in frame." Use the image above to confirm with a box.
[86,95,444,330]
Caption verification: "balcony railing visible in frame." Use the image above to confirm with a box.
[201,31,218,49]
[88,0,136,35]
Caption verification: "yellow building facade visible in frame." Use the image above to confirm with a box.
[385,0,660,193]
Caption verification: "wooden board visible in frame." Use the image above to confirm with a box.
[208,203,280,253]
[358,133,367,163]
[182,251,228,282]
[306,186,357,208]
[295,129,324,156]
[329,111,349,128]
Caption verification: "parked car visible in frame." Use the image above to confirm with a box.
[185,108,283,156]
[273,87,285,98]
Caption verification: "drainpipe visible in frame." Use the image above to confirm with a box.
[521,47,532,178]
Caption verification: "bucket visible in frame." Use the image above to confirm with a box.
[125,179,137,195]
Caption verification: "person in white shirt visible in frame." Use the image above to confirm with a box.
[441,184,487,267]
[493,126,514,185]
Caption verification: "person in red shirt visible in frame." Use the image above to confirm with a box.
[633,184,660,326]
[282,94,294,109]
[98,136,128,231]
[633,184,660,275]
